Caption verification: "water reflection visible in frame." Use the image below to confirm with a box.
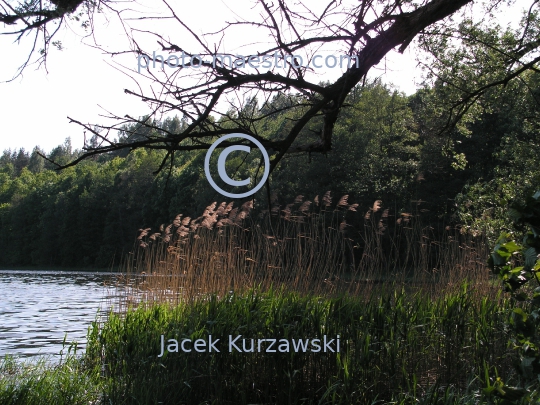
[0,270,121,359]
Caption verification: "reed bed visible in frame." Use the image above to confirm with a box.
[78,194,521,404]
[112,193,495,308]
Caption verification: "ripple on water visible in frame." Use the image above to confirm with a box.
[0,270,122,359]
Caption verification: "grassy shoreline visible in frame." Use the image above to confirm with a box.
[2,284,522,405]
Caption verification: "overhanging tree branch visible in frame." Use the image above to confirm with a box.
[4,0,538,177]
[55,0,474,174]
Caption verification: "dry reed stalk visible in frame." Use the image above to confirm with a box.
[113,194,496,309]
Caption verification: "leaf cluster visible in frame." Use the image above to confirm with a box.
[489,191,540,401]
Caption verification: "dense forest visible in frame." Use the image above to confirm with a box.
[0,74,539,269]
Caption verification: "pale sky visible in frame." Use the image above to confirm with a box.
[0,0,529,154]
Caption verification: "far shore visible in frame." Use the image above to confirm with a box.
[0,266,121,273]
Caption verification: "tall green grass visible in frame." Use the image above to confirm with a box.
[0,354,101,405]
[86,286,515,405]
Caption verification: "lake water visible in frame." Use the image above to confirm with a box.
[0,270,121,360]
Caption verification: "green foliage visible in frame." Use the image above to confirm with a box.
[0,355,101,405]
[414,5,540,223]
[85,287,513,405]
[0,147,170,268]
[454,70,540,240]
[270,82,422,207]
[489,191,540,401]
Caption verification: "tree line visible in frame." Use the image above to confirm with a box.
[0,76,539,268]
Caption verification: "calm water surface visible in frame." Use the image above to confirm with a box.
[0,270,121,359]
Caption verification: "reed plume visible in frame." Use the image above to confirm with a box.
[116,193,495,309]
